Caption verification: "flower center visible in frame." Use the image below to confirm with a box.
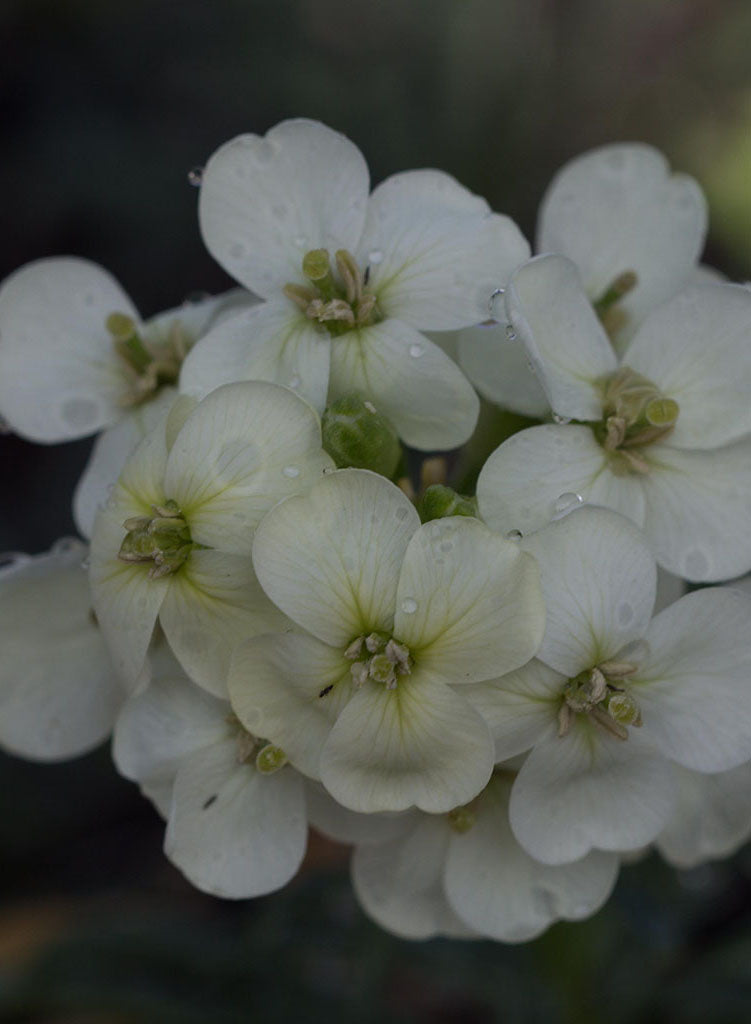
[117,499,196,579]
[343,631,412,691]
[592,365,679,475]
[592,270,638,338]
[283,249,381,336]
[558,660,643,741]
[107,312,190,406]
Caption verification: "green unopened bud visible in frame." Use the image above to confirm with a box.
[607,690,642,727]
[447,805,476,834]
[322,394,401,476]
[255,743,288,774]
[645,397,679,427]
[419,485,477,523]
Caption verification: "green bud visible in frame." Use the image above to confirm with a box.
[419,485,477,523]
[255,743,288,775]
[322,394,401,476]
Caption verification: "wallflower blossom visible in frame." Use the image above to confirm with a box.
[228,469,545,814]
[179,118,530,450]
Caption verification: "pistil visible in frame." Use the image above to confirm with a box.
[343,631,412,690]
[558,660,642,741]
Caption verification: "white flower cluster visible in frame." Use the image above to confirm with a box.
[3,120,751,943]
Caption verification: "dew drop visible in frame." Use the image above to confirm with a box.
[683,549,709,580]
[552,492,583,518]
[282,465,300,479]
[505,325,517,341]
[505,529,523,541]
[368,250,384,265]
[552,413,572,425]
[187,166,204,187]
[409,343,424,358]
[230,242,246,260]
[60,397,100,429]
[288,376,301,389]
[400,597,418,614]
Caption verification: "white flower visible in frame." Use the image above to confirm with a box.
[180,118,530,450]
[0,539,122,761]
[89,381,333,695]
[351,774,618,942]
[466,506,751,864]
[0,257,245,443]
[476,254,751,581]
[228,469,545,814]
[113,649,307,898]
[457,143,707,414]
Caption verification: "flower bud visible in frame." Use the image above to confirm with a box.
[322,394,401,476]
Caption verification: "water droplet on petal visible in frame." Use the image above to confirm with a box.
[505,529,523,540]
[61,397,100,430]
[552,413,572,425]
[368,250,383,265]
[282,465,300,479]
[552,492,583,518]
[505,325,517,341]
[400,597,418,614]
[288,376,301,389]
[409,344,424,358]
[187,166,204,187]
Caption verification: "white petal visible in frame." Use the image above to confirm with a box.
[464,660,564,761]
[166,740,307,898]
[352,815,476,939]
[158,550,287,698]
[0,541,122,761]
[178,300,331,413]
[73,389,176,539]
[445,777,619,942]
[476,424,646,537]
[320,670,494,813]
[623,284,751,449]
[394,517,545,683]
[504,255,615,421]
[510,722,676,864]
[164,380,332,554]
[229,632,352,779]
[521,506,656,676]
[656,761,751,868]
[199,119,369,297]
[305,782,415,845]
[0,257,134,440]
[252,469,419,646]
[654,568,687,613]
[328,319,479,450]
[537,143,707,337]
[359,170,529,329]
[113,660,228,816]
[457,322,549,418]
[641,439,751,581]
[634,588,751,772]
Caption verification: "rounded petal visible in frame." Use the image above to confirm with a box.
[0,541,122,761]
[359,169,529,329]
[537,143,707,336]
[158,550,288,697]
[504,255,615,421]
[457,322,549,418]
[252,469,419,646]
[305,782,415,845]
[320,671,494,813]
[521,506,657,676]
[113,659,228,816]
[634,587,751,772]
[0,257,135,441]
[73,390,176,539]
[229,633,352,779]
[178,300,331,413]
[394,516,545,683]
[641,439,751,582]
[199,119,369,297]
[165,739,307,898]
[509,722,676,864]
[352,815,476,940]
[476,424,646,537]
[656,761,751,868]
[328,319,479,450]
[165,381,333,554]
[445,777,619,942]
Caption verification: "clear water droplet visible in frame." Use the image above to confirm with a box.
[368,250,384,265]
[288,376,301,389]
[187,166,204,187]
[487,288,505,322]
[505,529,523,540]
[400,597,418,614]
[552,413,572,425]
[505,325,517,341]
[282,465,300,479]
[552,492,583,518]
[409,344,424,358]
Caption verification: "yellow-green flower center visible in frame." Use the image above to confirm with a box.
[284,248,381,336]
[343,631,413,691]
[593,365,679,475]
[558,660,643,741]
[107,312,190,406]
[118,499,195,579]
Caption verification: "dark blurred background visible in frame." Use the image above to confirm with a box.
[2,1,751,1020]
